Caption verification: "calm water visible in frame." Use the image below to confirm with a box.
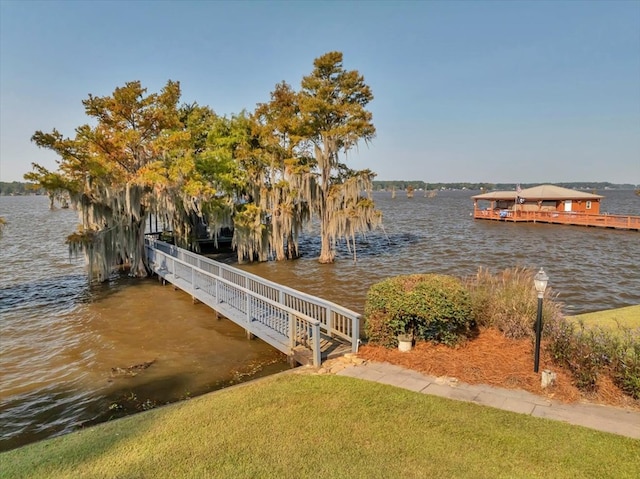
[1,190,639,451]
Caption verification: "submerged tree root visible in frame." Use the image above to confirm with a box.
[110,359,156,378]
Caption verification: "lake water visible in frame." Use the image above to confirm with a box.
[240,189,640,315]
[1,190,638,451]
[0,196,289,452]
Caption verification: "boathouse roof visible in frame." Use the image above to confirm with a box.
[472,185,604,201]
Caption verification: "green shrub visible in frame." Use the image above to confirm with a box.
[544,316,576,367]
[363,311,398,348]
[545,318,640,397]
[364,274,474,347]
[610,328,640,399]
[568,326,610,392]
[545,320,603,392]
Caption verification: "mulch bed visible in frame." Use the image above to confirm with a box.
[357,328,640,411]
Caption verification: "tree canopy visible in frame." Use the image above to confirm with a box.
[27,52,381,280]
[298,51,380,263]
[30,80,187,279]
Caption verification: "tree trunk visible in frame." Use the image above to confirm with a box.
[131,218,150,278]
[286,232,298,259]
[318,229,334,263]
[317,143,335,263]
[318,206,334,263]
[273,216,286,261]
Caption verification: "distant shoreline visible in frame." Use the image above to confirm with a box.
[4,180,639,196]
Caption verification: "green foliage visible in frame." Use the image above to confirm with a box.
[373,181,500,192]
[544,316,575,369]
[611,331,640,399]
[29,80,185,280]
[568,325,611,391]
[23,163,78,209]
[545,318,640,398]
[252,81,308,261]
[25,51,382,277]
[364,274,474,347]
[298,51,381,263]
[0,181,42,195]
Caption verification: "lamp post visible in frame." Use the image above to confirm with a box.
[533,268,549,373]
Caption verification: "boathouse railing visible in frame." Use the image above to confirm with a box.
[144,238,361,365]
[473,208,640,230]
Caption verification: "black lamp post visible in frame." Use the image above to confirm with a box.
[533,268,549,373]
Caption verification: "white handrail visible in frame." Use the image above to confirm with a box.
[146,237,360,353]
[150,238,360,319]
[147,243,322,366]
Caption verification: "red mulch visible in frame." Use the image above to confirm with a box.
[358,328,640,411]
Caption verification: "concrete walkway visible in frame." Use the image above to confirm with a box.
[333,360,640,439]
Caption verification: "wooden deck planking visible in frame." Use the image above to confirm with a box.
[473,210,640,231]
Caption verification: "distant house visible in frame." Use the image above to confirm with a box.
[473,185,603,215]
[471,185,639,230]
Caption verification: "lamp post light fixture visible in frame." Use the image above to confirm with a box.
[533,268,549,373]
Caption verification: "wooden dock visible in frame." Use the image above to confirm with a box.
[145,238,359,366]
[473,209,640,231]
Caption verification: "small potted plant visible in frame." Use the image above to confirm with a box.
[397,318,416,352]
[397,331,413,352]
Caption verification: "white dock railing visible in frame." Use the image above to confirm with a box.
[144,238,360,366]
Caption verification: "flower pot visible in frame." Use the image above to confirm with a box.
[398,335,412,352]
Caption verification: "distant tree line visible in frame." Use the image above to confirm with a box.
[6,180,636,197]
[5,180,636,197]
[372,181,638,191]
[0,181,43,196]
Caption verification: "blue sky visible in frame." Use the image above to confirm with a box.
[1,0,639,184]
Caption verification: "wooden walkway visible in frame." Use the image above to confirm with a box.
[144,238,359,366]
[473,209,640,231]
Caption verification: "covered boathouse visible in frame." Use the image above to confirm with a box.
[472,185,640,231]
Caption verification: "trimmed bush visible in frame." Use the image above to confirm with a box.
[364,274,473,347]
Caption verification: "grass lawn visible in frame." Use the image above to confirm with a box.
[568,305,640,330]
[1,373,639,479]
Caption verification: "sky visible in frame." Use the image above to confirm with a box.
[1,0,639,184]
